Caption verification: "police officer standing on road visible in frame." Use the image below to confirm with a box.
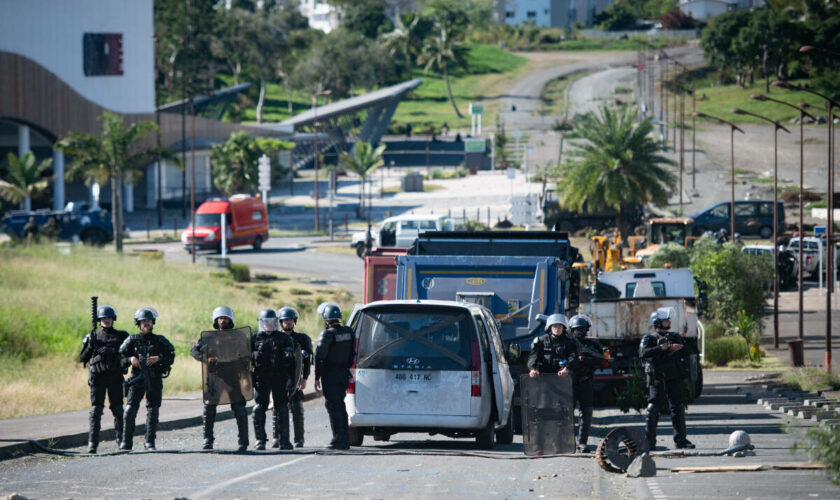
[79,304,129,453]
[120,307,176,450]
[640,307,695,450]
[314,303,355,450]
[251,309,298,450]
[528,314,578,378]
[569,314,605,453]
[279,306,314,448]
[191,306,251,451]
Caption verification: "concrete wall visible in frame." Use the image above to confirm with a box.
[0,0,155,114]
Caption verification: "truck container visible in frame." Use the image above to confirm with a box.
[363,248,408,303]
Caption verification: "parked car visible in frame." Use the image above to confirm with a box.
[742,244,798,289]
[345,300,515,449]
[786,236,839,279]
[181,195,268,252]
[351,213,454,257]
[690,201,784,239]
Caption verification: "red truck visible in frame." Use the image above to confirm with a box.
[181,195,269,252]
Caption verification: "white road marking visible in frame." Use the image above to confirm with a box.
[192,455,314,498]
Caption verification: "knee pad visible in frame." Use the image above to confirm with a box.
[646,403,658,417]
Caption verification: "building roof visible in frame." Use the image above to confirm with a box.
[280,79,423,128]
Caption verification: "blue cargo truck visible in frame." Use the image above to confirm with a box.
[395,231,580,433]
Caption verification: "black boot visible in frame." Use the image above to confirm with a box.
[327,404,349,450]
[271,412,281,449]
[276,406,293,450]
[645,404,659,450]
[145,407,159,450]
[121,405,138,451]
[202,405,216,450]
[235,410,249,452]
[88,406,103,454]
[672,407,695,449]
[577,405,593,448]
[291,397,305,447]
[253,407,267,450]
[112,406,124,449]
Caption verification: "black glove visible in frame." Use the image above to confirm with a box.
[96,346,115,356]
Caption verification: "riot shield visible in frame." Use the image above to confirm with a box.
[288,343,303,398]
[520,374,575,456]
[201,327,254,405]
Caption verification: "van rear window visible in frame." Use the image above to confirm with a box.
[355,307,475,371]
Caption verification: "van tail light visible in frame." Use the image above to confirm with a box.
[348,338,359,395]
[470,340,481,397]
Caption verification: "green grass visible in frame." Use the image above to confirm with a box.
[784,367,840,392]
[0,244,354,417]
[691,78,827,126]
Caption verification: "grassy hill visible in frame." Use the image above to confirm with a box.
[0,245,353,418]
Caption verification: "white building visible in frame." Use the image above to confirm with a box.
[298,0,341,33]
[679,0,764,21]
[497,0,613,29]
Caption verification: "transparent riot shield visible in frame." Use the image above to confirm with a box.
[520,374,575,456]
[288,344,303,398]
[201,327,254,405]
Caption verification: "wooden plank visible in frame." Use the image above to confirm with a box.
[772,462,827,470]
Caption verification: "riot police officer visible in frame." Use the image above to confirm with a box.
[251,309,298,450]
[191,306,250,451]
[279,306,314,448]
[119,307,176,450]
[79,304,129,453]
[569,314,605,453]
[528,313,578,378]
[314,303,355,450]
[640,307,695,450]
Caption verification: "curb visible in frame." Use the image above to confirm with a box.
[0,391,321,460]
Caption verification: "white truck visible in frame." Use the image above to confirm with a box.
[351,213,454,257]
[786,236,838,279]
[579,268,703,404]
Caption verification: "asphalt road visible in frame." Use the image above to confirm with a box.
[2,371,838,499]
[135,236,365,298]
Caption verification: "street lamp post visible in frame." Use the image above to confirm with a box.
[311,89,332,231]
[692,112,745,241]
[750,94,816,341]
[772,79,840,372]
[732,108,791,350]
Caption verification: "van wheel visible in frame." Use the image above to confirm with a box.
[80,229,108,246]
[475,416,495,450]
[252,235,262,251]
[355,244,366,258]
[759,226,772,240]
[495,408,514,445]
[348,427,365,447]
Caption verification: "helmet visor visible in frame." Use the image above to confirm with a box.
[259,317,279,332]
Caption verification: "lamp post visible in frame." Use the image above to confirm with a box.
[311,89,332,231]
[732,108,791,349]
[772,79,840,372]
[750,94,816,341]
[692,112,745,240]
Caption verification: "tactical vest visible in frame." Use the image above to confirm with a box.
[534,333,577,373]
[323,326,355,370]
[88,328,128,376]
[252,331,295,372]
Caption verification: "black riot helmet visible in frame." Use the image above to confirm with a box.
[278,306,299,322]
[569,314,592,339]
[134,306,159,325]
[258,308,279,332]
[97,305,117,322]
[320,303,342,322]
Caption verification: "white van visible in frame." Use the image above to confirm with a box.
[351,213,453,257]
[346,300,515,449]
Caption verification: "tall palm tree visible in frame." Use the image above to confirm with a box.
[0,152,53,211]
[557,106,676,240]
[381,13,425,72]
[340,141,385,219]
[418,23,467,119]
[57,112,161,253]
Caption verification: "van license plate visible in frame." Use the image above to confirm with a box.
[394,372,433,383]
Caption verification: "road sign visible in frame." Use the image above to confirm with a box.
[506,167,516,179]
[469,103,484,115]
[465,138,486,153]
[258,154,271,192]
[815,226,827,235]
[513,129,522,140]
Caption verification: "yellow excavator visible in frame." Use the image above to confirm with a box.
[588,233,647,271]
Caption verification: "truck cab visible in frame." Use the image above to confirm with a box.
[181,195,268,252]
[1,202,114,245]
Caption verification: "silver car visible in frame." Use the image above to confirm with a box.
[345,300,515,449]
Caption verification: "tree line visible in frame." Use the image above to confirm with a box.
[700,1,840,96]
[154,0,490,123]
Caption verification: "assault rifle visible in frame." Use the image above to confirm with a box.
[127,343,153,387]
[83,296,98,367]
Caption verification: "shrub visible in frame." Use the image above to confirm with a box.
[228,263,250,282]
[430,169,445,179]
[705,335,749,366]
[703,317,727,340]
[784,368,840,392]
[647,243,691,269]
[797,424,840,484]
[729,310,762,361]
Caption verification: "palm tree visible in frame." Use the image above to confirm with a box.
[557,106,676,240]
[57,112,162,253]
[0,152,53,211]
[418,23,467,119]
[340,141,385,219]
[381,13,426,72]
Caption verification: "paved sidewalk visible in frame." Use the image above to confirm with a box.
[0,372,319,459]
